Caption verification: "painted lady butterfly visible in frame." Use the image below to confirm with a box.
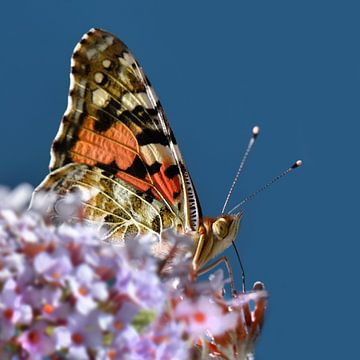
[33,28,245,280]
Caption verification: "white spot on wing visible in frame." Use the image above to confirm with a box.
[92,88,110,107]
[118,71,129,85]
[102,59,111,68]
[64,75,75,116]
[136,92,153,109]
[121,92,153,110]
[86,36,113,60]
[121,92,138,110]
[141,143,175,165]
[50,121,66,168]
[98,36,114,52]
[94,72,104,84]
[86,48,98,60]
[73,43,82,53]
[118,52,136,67]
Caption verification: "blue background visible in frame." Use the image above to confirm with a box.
[0,1,358,358]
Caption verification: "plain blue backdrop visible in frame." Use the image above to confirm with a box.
[0,1,358,358]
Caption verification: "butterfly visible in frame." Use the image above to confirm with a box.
[33,28,242,280]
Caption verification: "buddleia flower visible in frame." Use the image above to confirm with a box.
[0,184,267,359]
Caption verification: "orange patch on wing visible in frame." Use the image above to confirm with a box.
[116,172,159,199]
[152,163,181,205]
[71,117,139,169]
[102,121,139,152]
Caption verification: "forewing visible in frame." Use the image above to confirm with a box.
[36,28,201,238]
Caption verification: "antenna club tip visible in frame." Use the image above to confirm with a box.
[292,160,303,169]
[252,126,260,137]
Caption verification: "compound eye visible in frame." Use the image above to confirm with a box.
[213,218,229,238]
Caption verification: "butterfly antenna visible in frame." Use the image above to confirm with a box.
[229,160,303,214]
[221,126,260,214]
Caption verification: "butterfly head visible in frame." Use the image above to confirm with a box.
[193,212,243,270]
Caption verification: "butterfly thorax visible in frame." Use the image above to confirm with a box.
[192,214,242,270]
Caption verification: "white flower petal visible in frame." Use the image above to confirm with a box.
[34,252,55,273]
[76,296,97,315]
[76,264,94,283]
[53,326,72,349]
[91,282,108,301]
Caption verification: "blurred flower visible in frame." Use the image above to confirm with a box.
[193,283,268,360]
[0,185,267,359]
[0,183,33,211]
[175,296,238,337]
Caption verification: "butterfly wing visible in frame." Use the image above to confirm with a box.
[34,28,201,241]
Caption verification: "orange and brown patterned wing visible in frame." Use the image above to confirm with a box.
[34,28,201,241]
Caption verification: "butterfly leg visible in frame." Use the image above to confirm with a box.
[192,232,206,271]
[198,256,238,297]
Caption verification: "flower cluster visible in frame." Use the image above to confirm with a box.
[193,282,267,360]
[0,184,267,359]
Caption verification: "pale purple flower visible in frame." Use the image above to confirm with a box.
[67,311,104,347]
[0,185,267,359]
[22,285,62,317]
[67,345,90,359]
[195,283,268,360]
[0,279,33,340]
[0,183,33,211]
[34,250,73,285]
[52,326,72,349]
[111,325,141,358]
[17,322,54,359]
[145,321,189,360]
[67,263,109,315]
[175,295,238,338]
